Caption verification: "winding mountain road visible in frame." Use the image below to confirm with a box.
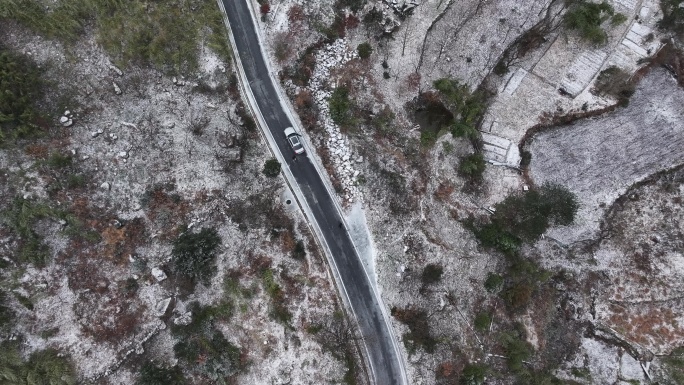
[217,1,406,384]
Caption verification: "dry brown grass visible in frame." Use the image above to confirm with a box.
[143,186,189,239]
[607,304,682,348]
[247,252,272,276]
[280,229,296,254]
[332,59,372,95]
[24,144,49,159]
[74,290,147,344]
[101,217,147,265]
[434,181,455,202]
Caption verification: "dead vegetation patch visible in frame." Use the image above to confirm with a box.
[101,217,147,265]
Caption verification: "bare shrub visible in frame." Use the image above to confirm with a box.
[287,5,306,31]
[406,72,421,92]
[593,66,635,105]
[434,181,455,202]
[273,32,294,63]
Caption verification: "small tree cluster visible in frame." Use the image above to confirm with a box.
[594,66,635,106]
[458,153,486,182]
[484,273,504,293]
[460,363,487,385]
[564,0,627,45]
[262,158,281,177]
[137,362,185,385]
[357,42,373,59]
[472,184,578,254]
[0,48,44,144]
[171,302,241,381]
[433,78,486,140]
[658,0,684,39]
[421,264,443,286]
[0,342,76,385]
[391,307,437,353]
[499,329,533,374]
[171,227,221,284]
[328,86,353,125]
[291,240,307,260]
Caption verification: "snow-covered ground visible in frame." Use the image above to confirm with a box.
[528,69,684,244]
[0,22,351,384]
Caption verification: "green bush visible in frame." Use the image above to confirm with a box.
[493,59,509,76]
[419,129,437,147]
[262,269,292,325]
[15,293,33,311]
[460,363,487,385]
[137,362,185,385]
[474,311,492,331]
[484,273,504,293]
[0,48,44,144]
[171,301,240,380]
[421,264,443,286]
[171,227,221,284]
[46,153,73,169]
[564,0,616,45]
[499,330,533,374]
[362,7,383,30]
[357,42,373,59]
[520,150,532,167]
[458,153,486,181]
[122,277,140,296]
[370,106,395,133]
[291,240,306,260]
[610,13,628,26]
[473,222,521,256]
[66,174,86,189]
[328,86,352,125]
[262,158,281,178]
[171,302,232,337]
[26,348,76,385]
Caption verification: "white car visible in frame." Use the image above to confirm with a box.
[284,127,305,154]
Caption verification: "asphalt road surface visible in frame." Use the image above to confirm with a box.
[220,1,405,384]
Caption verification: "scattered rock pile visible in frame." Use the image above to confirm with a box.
[60,110,74,127]
[308,39,362,203]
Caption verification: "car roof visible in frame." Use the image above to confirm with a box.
[284,127,296,136]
